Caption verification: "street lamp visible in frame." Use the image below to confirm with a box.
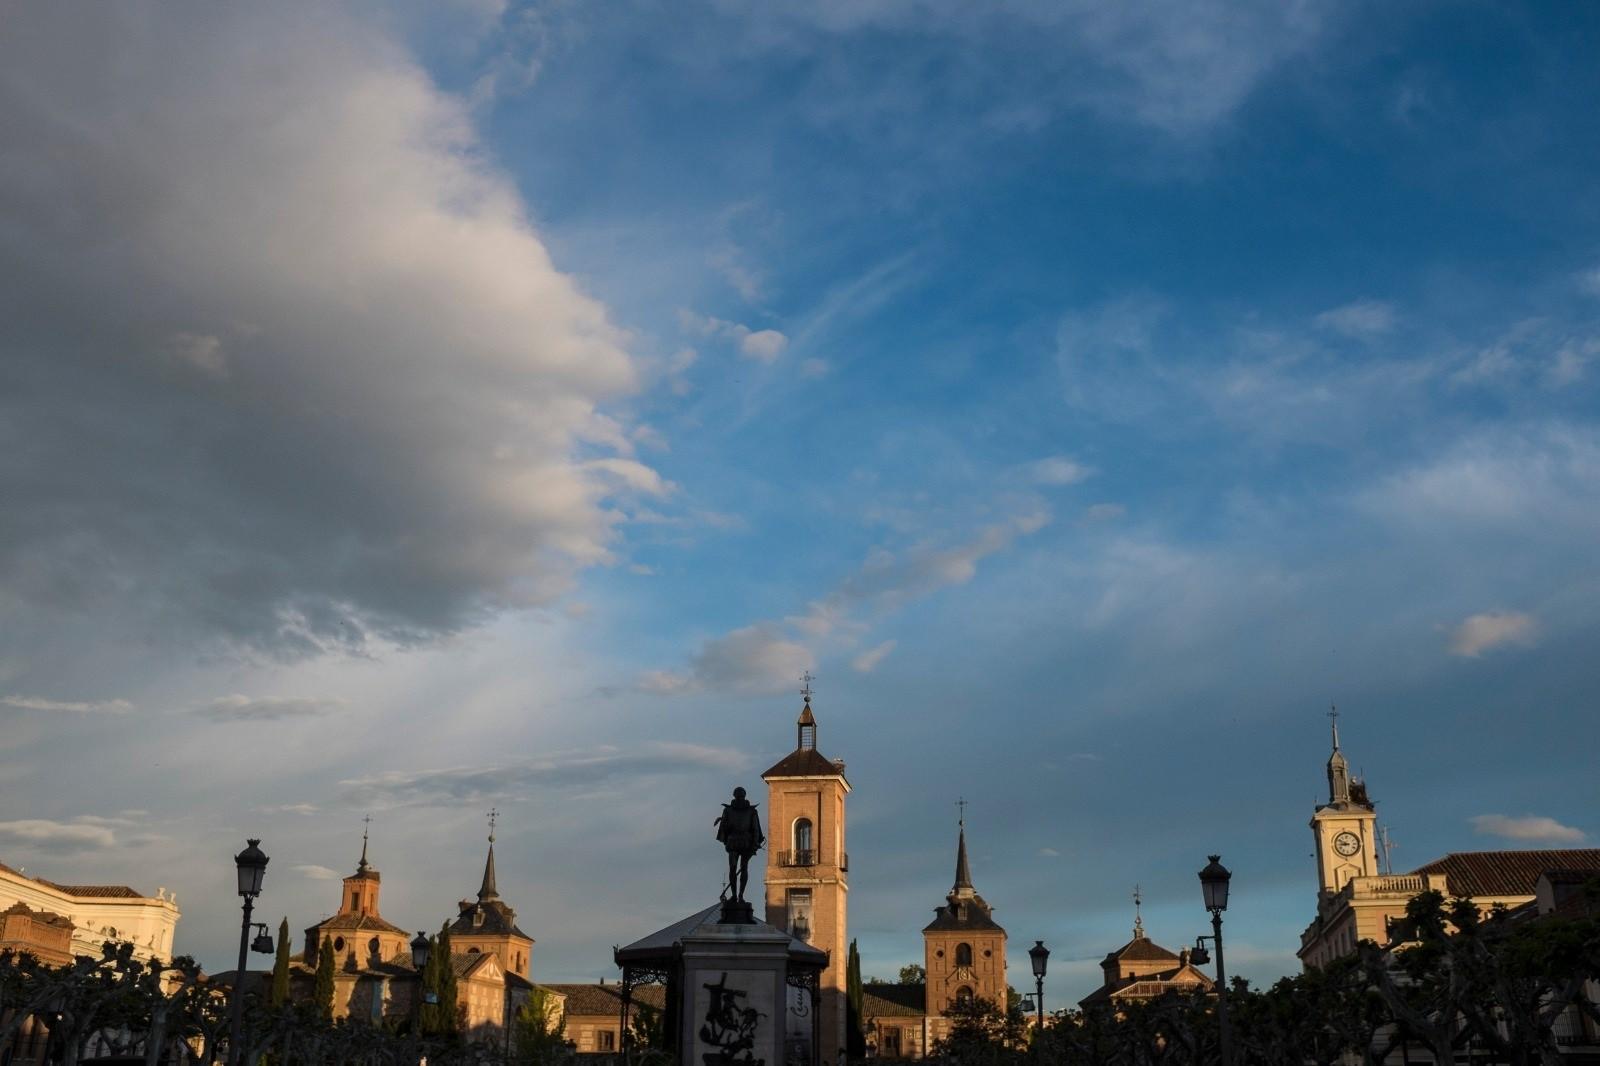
[411,932,431,971]
[229,839,269,1066]
[1198,854,1233,1066]
[1027,941,1049,1032]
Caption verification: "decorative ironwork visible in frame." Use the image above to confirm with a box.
[776,850,818,868]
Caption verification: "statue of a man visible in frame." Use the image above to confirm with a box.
[715,787,765,902]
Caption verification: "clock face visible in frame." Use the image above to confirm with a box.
[1334,831,1361,857]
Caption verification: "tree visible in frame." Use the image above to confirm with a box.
[896,963,925,985]
[269,919,292,1008]
[312,937,336,1022]
[846,939,865,1057]
[930,994,1029,1066]
[436,922,459,1036]
[512,987,572,1066]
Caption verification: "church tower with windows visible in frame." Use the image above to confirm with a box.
[922,814,1007,1031]
[448,813,534,980]
[763,683,850,1066]
[302,824,411,969]
[1310,709,1379,898]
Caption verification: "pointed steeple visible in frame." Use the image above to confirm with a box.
[356,815,372,874]
[1326,705,1350,805]
[952,799,974,897]
[478,808,500,901]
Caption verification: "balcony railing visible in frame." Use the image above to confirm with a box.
[774,850,850,870]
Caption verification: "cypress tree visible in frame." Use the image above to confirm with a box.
[269,918,292,1007]
[313,937,336,1021]
[436,922,459,1036]
[846,938,866,1057]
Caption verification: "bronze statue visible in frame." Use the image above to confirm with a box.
[715,787,765,903]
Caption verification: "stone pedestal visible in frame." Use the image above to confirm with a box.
[616,903,827,1066]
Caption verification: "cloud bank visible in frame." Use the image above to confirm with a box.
[0,4,649,656]
[1470,814,1586,844]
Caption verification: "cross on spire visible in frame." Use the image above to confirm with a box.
[800,672,814,702]
[1132,884,1145,939]
[487,807,498,844]
[357,814,371,871]
[956,796,968,827]
[1328,704,1340,750]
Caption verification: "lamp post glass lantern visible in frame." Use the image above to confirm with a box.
[1028,940,1049,1031]
[411,932,431,970]
[1197,855,1233,1066]
[1199,855,1231,913]
[229,839,268,1066]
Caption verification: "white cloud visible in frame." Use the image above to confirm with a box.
[1314,299,1396,339]
[1,695,133,715]
[1471,814,1586,844]
[1084,502,1125,522]
[0,5,648,654]
[740,329,789,363]
[1578,266,1600,298]
[1448,611,1539,658]
[1547,339,1599,388]
[293,864,344,881]
[799,358,830,379]
[0,819,117,852]
[196,695,347,722]
[1037,847,1061,857]
[1028,456,1093,486]
[851,640,898,673]
[681,311,789,363]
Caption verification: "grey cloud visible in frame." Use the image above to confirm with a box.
[0,819,117,853]
[338,742,746,807]
[195,695,348,723]
[0,4,649,657]
[0,695,133,715]
[640,625,815,695]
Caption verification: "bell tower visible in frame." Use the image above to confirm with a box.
[763,677,850,1066]
[1310,708,1379,897]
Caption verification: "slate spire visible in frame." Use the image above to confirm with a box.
[478,808,499,901]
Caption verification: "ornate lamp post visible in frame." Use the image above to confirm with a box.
[1027,941,1049,1033]
[411,932,431,972]
[1198,855,1233,1066]
[229,839,269,1066]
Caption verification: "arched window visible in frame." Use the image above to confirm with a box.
[955,943,973,967]
[368,936,380,957]
[955,986,974,1007]
[793,818,814,861]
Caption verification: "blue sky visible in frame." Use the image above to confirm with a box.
[1,1,1598,1006]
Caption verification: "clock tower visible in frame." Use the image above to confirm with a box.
[1310,709,1378,898]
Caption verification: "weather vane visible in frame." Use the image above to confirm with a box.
[800,672,814,701]
[956,796,968,826]
[487,807,497,843]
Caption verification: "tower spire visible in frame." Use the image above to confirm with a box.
[1132,884,1145,939]
[478,807,499,901]
[1326,706,1351,805]
[953,799,973,894]
[357,814,371,873]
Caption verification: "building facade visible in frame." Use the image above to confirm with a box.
[0,859,180,964]
[1298,717,1600,969]
[763,690,851,1066]
[1078,899,1212,1010]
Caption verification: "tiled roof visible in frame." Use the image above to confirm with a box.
[861,983,925,1018]
[762,748,846,779]
[543,983,666,1017]
[310,912,411,936]
[1410,850,1600,898]
[451,952,499,979]
[1105,935,1180,963]
[2,900,72,926]
[922,898,1004,933]
[448,898,531,940]
[37,880,143,899]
